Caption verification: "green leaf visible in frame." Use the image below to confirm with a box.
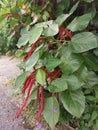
[29,26,43,45]
[14,71,29,90]
[83,53,98,71]
[84,71,98,88]
[36,69,46,85]
[61,90,85,118]
[69,1,79,14]
[83,0,94,3]
[17,26,30,48]
[90,111,98,121]
[55,14,70,26]
[67,13,91,32]
[25,51,39,71]
[49,78,68,92]
[42,22,59,36]
[75,65,88,84]
[62,75,83,90]
[45,57,62,71]
[60,50,84,74]
[43,97,60,130]
[69,32,98,53]
[15,50,24,58]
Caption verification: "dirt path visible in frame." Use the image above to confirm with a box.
[0,56,31,130]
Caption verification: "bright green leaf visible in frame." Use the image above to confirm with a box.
[61,90,85,118]
[17,26,30,48]
[25,51,39,71]
[29,26,43,45]
[36,69,46,85]
[83,0,94,3]
[14,71,29,90]
[43,97,60,130]
[69,1,79,14]
[55,14,70,26]
[67,13,91,32]
[69,32,98,53]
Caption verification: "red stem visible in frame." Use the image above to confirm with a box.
[15,79,36,118]
[35,86,44,120]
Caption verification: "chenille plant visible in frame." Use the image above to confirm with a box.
[2,0,98,129]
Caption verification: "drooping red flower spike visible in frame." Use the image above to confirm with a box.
[59,27,73,40]
[15,79,36,118]
[35,86,45,120]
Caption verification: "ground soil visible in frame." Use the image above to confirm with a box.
[0,56,33,130]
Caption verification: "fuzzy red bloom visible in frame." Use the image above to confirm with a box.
[15,79,36,118]
[35,86,44,120]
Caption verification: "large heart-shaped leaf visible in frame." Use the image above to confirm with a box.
[69,32,98,53]
[17,26,30,48]
[61,90,85,118]
[67,13,91,32]
[45,57,62,71]
[43,97,60,130]
[62,75,83,90]
[36,69,46,85]
[49,78,68,92]
[60,50,84,74]
[29,26,43,45]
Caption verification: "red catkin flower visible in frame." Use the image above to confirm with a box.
[24,37,44,60]
[41,0,46,8]
[22,70,36,93]
[59,27,72,40]
[35,86,44,120]
[15,79,36,118]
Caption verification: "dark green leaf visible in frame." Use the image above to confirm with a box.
[61,90,85,118]
[60,50,84,74]
[69,32,98,53]
[84,71,98,88]
[83,53,98,71]
[49,78,68,92]
[62,75,83,90]
[43,97,60,130]
[45,57,62,71]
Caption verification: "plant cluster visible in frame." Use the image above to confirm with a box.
[1,0,98,129]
